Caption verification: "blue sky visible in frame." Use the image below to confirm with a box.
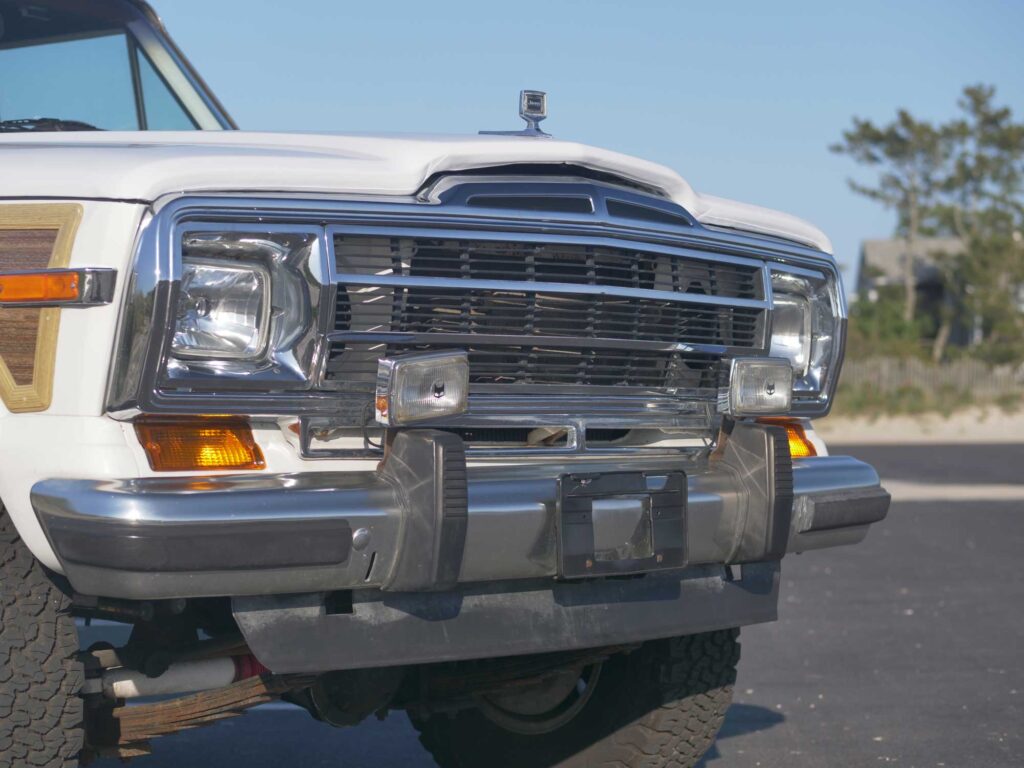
[159,0,1024,290]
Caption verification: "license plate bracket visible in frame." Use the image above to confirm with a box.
[557,471,687,578]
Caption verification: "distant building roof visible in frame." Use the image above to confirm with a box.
[857,237,963,295]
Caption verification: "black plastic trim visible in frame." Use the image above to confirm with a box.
[767,425,795,560]
[797,488,891,533]
[377,430,469,591]
[44,517,352,572]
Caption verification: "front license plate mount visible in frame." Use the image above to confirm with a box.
[557,471,687,579]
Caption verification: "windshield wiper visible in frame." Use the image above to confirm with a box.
[0,118,102,132]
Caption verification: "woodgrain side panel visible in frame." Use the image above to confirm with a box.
[0,230,55,385]
[0,204,83,412]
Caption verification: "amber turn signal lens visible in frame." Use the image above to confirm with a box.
[758,418,817,458]
[135,419,266,472]
[0,271,80,303]
[783,422,817,458]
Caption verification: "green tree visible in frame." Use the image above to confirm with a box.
[834,85,1024,364]
[933,85,1024,361]
[831,111,951,325]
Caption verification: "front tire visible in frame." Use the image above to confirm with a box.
[412,629,740,768]
[0,506,83,768]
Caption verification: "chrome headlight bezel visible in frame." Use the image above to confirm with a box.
[106,210,333,418]
[768,263,846,416]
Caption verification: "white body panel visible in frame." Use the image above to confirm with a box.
[0,201,142,569]
[0,132,832,253]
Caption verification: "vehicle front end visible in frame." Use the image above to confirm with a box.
[0,140,890,763]
[0,7,888,763]
[25,172,887,611]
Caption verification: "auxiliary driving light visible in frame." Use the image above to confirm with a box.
[375,351,470,426]
[719,358,794,416]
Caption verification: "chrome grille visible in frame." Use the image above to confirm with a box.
[334,237,761,296]
[326,234,768,394]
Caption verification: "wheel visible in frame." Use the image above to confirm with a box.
[0,505,83,767]
[412,629,740,768]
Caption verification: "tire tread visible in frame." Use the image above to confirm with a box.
[0,507,83,768]
[414,628,740,768]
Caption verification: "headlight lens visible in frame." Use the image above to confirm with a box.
[769,270,842,407]
[769,291,811,376]
[163,230,322,387]
[172,260,270,360]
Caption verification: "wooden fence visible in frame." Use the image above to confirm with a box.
[838,357,1024,400]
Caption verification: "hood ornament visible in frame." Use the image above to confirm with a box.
[480,90,551,138]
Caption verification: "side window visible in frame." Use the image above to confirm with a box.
[0,33,138,129]
[136,48,198,130]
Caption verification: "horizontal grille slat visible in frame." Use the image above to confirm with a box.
[335,288,763,346]
[327,234,767,395]
[334,239,762,299]
[325,343,722,390]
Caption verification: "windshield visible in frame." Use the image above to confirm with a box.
[0,0,232,130]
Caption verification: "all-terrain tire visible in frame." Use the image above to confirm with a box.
[412,629,740,768]
[0,505,83,767]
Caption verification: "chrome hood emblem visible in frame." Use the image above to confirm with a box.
[480,89,551,138]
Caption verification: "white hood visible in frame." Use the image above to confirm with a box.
[0,131,832,253]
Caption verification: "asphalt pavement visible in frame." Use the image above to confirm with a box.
[90,444,1024,768]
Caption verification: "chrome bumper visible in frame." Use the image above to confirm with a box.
[31,426,888,601]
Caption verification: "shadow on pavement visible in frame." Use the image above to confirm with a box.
[697,703,786,765]
[94,703,437,767]
[92,699,786,767]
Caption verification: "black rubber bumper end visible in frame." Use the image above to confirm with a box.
[376,429,469,592]
[795,487,892,534]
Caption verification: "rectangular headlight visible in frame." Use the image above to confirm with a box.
[163,229,323,386]
[770,269,842,407]
[769,291,811,376]
[172,259,270,360]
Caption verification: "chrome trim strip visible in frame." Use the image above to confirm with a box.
[125,18,232,129]
[330,270,769,311]
[326,331,741,357]
[124,0,236,128]
[148,191,835,267]
[298,395,716,459]
[792,455,881,495]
